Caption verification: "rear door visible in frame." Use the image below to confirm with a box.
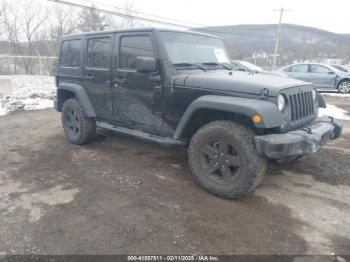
[309,64,337,89]
[83,34,113,121]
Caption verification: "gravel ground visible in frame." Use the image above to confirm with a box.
[0,96,349,256]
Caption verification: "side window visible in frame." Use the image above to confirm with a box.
[86,37,112,68]
[119,35,155,70]
[310,65,330,74]
[60,39,82,67]
[290,65,308,73]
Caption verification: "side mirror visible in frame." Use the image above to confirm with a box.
[328,71,335,75]
[136,56,157,73]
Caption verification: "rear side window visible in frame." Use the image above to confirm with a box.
[119,35,155,70]
[60,39,82,67]
[310,65,330,74]
[86,37,112,68]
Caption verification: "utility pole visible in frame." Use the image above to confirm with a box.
[272,8,291,70]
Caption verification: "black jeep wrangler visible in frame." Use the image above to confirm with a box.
[55,28,342,199]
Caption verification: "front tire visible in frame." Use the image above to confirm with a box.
[61,98,96,145]
[338,81,350,94]
[188,120,267,199]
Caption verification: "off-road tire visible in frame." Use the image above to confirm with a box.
[338,80,350,94]
[61,98,96,145]
[188,120,267,199]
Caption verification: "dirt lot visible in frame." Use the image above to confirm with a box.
[0,96,349,255]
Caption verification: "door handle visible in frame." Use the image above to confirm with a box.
[113,77,126,87]
[84,74,95,81]
[114,78,126,84]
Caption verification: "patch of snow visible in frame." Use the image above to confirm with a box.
[322,92,350,98]
[319,104,350,121]
[0,105,8,116]
[0,75,55,116]
[22,98,54,111]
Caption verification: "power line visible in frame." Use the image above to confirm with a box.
[85,0,204,27]
[47,0,258,37]
[48,0,196,29]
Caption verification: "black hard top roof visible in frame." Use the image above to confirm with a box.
[62,27,220,39]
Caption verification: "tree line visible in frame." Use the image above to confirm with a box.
[0,0,138,74]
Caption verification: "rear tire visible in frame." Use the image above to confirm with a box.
[61,98,96,145]
[188,120,267,199]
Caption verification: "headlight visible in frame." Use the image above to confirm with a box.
[312,89,317,101]
[277,94,286,111]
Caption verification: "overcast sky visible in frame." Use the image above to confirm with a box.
[78,0,349,34]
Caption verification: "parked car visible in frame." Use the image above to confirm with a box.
[232,60,275,75]
[275,63,350,93]
[230,60,248,71]
[55,28,342,199]
[331,64,349,73]
[343,65,350,72]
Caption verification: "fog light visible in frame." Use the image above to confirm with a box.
[252,114,262,124]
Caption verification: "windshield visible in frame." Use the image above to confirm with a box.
[160,31,231,66]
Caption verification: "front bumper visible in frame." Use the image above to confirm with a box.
[254,117,342,160]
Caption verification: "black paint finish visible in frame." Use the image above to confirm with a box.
[56,28,319,142]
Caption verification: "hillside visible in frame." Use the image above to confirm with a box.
[195,24,350,66]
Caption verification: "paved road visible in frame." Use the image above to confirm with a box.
[0,97,349,255]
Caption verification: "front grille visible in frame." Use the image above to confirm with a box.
[288,91,315,122]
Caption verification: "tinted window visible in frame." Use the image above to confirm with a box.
[310,65,330,74]
[119,36,155,69]
[86,37,112,68]
[60,39,82,67]
[289,65,308,73]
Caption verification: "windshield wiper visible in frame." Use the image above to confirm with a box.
[202,62,233,71]
[173,63,207,71]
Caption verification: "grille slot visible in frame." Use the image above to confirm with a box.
[288,91,314,122]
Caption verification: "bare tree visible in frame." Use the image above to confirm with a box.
[119,1,138,29]
[103,1,139,30]
[20,0,48,73]
[1,0,22,73]
[78,4,105,32]
[1,0,48,74]
[50,4,78,50]
[0,1,5,37]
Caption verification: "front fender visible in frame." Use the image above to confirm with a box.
[173,95,283,139]
[57,83,96,117]
[317,93,326,108]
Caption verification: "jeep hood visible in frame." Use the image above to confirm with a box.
[172,70,312,97]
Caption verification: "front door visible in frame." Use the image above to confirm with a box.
[83,34,113,121]
[286,64,311,82]
[112,33,172,136]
